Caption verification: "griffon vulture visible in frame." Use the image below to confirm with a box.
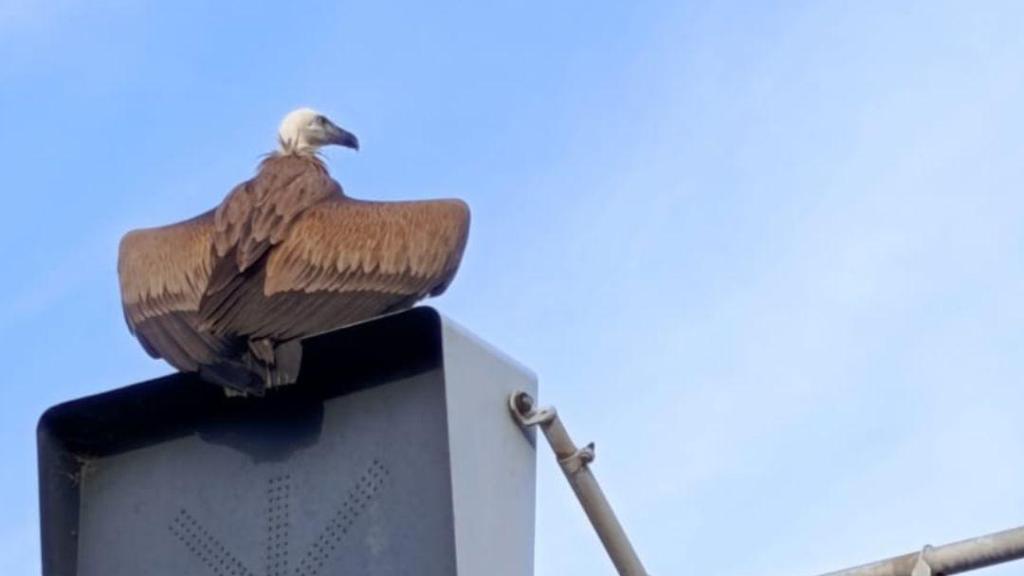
[118,108,470,395]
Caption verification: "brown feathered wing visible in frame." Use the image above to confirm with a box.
[120,153,470,393]
[198,196,470,342]
[117,211,238,371]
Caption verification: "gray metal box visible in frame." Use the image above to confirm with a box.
[38,307,537,576]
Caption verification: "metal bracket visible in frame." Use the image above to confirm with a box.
[508,390,556,427]
[911,545,933,576]
[559,442,596,474]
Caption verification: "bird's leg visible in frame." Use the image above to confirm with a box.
[246,338,302,389]
[271,339,303,388]
[248,338,276,365]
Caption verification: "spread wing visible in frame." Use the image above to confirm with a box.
[200,197,470,341]
[117,211,235,371]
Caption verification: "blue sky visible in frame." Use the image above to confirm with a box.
[3,1,1024,574]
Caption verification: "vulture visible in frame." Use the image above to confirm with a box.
[118,108,470,395]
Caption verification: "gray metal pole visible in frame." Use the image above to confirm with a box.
[508,391,648,576]
[817,525,1024,576]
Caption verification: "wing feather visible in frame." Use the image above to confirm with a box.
[118,211,215,328]
[117,211,234,370]
[265,197,470,297]
[198,196,469,341]
[212,156,338,272]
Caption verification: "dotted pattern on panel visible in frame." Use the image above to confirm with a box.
[296,459,390,576]
[167,460,389,576]
[266,475,290,576]
[169,509,254,576]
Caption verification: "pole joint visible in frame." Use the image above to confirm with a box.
[911,545,934,576]
[559,442,596,475]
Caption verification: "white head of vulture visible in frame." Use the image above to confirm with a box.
[277,107,360,154]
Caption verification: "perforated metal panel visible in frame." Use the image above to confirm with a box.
[38,308,537,576]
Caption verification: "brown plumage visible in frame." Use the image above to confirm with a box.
[118,109,470,394]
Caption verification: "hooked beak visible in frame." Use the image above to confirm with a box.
[325,121,359,150]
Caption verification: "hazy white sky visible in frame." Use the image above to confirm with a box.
[2,1,1023,574]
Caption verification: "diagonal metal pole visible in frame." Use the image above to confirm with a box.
[508,391,648,576]
[508,396,1024,576]
[816,525,1024,576]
